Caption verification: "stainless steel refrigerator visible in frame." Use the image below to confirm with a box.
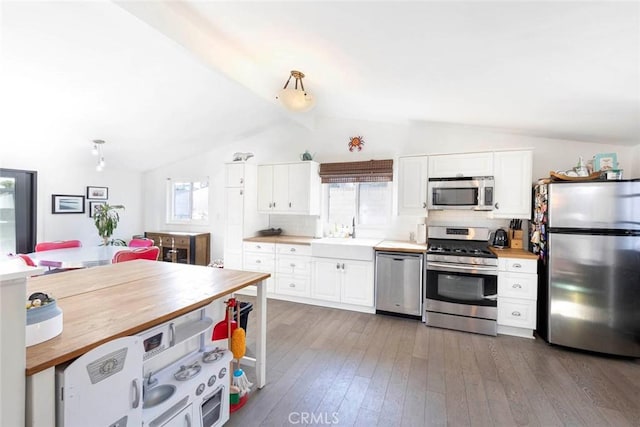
[532,180,640,357]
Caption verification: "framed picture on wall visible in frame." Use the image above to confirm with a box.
[88,201,106,218]
[86,186,108,200]
[594,153,618,171]
[52,195,85,214]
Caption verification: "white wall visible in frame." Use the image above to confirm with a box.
[1,154,143,248]
[142,118,639,262]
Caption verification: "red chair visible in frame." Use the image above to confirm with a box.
[112,246,160,263]
[129,238,154,248]
[16,254,36,266]
[35,240,82,252]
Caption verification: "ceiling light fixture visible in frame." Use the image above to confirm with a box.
[276,70,315,112]
[92,139,106,172]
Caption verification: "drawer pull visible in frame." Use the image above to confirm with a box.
[336,263,340,269]
[511,311,522,317]
[512,283,522,289]
[240,178,244,184]
[290,248,296,252]
[255,260,262,264]
[289,283,296,288]
[341,263,345,270]
[290,263,296,268]
[512,263,522,269]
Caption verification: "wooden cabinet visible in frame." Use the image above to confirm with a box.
[497,257,537,338]
[397,155,429,216]
[428,152,494,178]
[492,150,533,219]
[144,231,210,266]
[257,162,320,215]
[311,258,374,308]
[223,162,268,270]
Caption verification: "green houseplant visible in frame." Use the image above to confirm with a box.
[93,203,126,246]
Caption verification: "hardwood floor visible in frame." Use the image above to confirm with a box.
[227,298,640,426]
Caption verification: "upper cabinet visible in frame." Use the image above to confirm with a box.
[397,155,429,216]
[491,150,533,219]
[225,162,246,187]
[428,152,494,178]
[257,161,321,215]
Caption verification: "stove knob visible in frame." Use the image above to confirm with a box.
[208,375,217,387]
[196,383,205,396]
[219,367,227,379]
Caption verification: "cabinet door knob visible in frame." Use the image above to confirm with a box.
[423,202,427,208]
[512,283,522,289]
[341,263,345,270]
[256,245,261,249]
[273,202,276,208]
[336,263,340,269]
[240,178,244,184]
[495,202,500,209]
[256,259,262,264]
[290,263,296,268]
[290,248,296,252]
[289,283,296,288]
[289,202,292,208]
[512,311,522,317]
[240,190,243,195]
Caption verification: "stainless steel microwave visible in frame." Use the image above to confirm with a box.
[427,176,494,211]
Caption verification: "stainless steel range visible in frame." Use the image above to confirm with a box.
[424,226,498,336]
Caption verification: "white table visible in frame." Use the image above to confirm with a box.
[27,246,127,269]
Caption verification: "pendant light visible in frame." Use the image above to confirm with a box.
[276,70,315,112]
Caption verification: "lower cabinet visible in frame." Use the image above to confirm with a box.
[497,257,538,338]
[311,258,374,308]
[162,403,192,427]
[275,244,312,298]
[242,242,275,293]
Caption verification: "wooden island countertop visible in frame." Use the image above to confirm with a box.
[26,260,269,376]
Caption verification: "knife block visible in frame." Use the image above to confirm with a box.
[508,229,524,249]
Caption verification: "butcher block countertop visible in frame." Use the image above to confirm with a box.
[244,235,315,245]
[489,247,538,260]
[25,261,269,376]
[374,240,427,253]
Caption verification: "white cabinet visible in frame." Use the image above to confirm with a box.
[275,244,312,298]
[56,336,144,427]
[311,258,374,308]
[497,257,537,339]
[492,150,533,219]
[428,152,494,178]
[161,403,193,427]
[397,155,429,216]
[242,242,275,293]
[223,162,268,270]
[257,162,320,215]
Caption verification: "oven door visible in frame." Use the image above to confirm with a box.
[425,261,497,319]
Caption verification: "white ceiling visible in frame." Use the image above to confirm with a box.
[2,1,639,171]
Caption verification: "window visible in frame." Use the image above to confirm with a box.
[326,182,391,229]
[167,179,209,223]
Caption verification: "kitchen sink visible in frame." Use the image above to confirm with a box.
[143,384,176,409]
[311,238,383,261]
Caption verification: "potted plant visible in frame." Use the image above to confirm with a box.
[93,203,126,246]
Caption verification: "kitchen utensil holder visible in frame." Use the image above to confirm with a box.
[508,229,523,249]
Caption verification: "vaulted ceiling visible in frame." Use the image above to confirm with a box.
[2,1,638,171]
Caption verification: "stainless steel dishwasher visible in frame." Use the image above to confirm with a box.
[375,251,424,319]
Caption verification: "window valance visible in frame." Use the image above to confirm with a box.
[318,159,393,183]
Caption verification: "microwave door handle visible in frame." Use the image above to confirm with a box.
[484,294,498,301]
[427,262,497,272]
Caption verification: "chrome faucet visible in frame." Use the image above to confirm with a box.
[351,217,356,239]
[144,371,158,392]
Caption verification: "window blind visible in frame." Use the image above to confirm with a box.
[318,159,393,183]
